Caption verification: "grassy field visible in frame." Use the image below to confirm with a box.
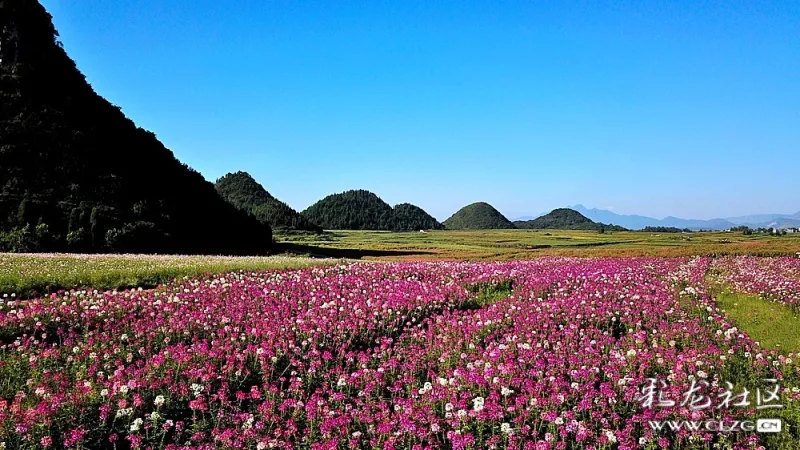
[0,253,333,298]
[714,289,800,354]
[277,229,800,260]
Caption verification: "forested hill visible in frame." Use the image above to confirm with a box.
[0,0,272,254]
[301,190,442,231]
[514,208,627,231]
[442,202,516,229]
[393,203,444,231]
[216,172,321,232]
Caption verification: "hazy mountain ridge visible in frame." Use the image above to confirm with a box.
[568,205,799,230]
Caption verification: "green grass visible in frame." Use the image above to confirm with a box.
[0,253,335,298]
[276,229,800,261]
[715,289,800,354]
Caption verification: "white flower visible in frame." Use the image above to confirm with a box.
[115,408,132,419]
[418,381,433,395]
[191,383,204,396]
[445,402,454,412]
[150,411,160,421]
[501,386,514,397]
[605,430,616,443]
[100,389,109,397]
[472,396,485,412]
[626,349,637,358]
[243,415,254,429]
[130,417,143,432]
[119,385,129,395]
[154,395,165,407]
[500,422,513,434]
[457,409,467,418]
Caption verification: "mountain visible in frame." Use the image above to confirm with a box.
[514,208,626,231]
[761,217,800,229]
[300,190,441,231]
[393,203,443,231]
[0,0,271,254]
[724,211,800,226]
[442,202,516,229]
[569,205,657,230]
[302,190,394,230]
[570,205,736,230]
[512,215,544,221]
[215,172,321,232]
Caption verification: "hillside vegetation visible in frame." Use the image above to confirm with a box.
[301,190,442,231]
[442,202,516,229]
[393,203,444,231]
[514,208,626,231]
[0,0,272,254]
[216,172,321,232]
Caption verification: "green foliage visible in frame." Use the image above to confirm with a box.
[514,208,627,231]
[392,203,443,231]
[301,190,442,231]
[642,226,690,233]
[215,171,321,232]
[442,202,515,230]
[0,0,271,254]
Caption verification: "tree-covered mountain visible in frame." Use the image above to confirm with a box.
[0,0,272,254]
[300,190,442,231]
[393,203,443,231]
[442,202,516,229]
[216,172,321,232]
[302,190,395,230]
[514,208,626,231]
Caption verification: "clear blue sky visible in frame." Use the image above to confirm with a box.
[41,1,799,220]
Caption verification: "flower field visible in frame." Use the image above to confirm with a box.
[710,257,800,308]
[1,258,799,449]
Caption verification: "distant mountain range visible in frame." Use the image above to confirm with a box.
[514,205,800,230]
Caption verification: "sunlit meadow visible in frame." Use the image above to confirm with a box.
[1,257,799,449]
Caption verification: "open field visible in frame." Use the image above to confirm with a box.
[277,229,800,260]
[0,253,333,298]
[1,257,799,449]
[714,290,800,354]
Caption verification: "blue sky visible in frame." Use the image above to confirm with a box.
[41,1,799,221]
